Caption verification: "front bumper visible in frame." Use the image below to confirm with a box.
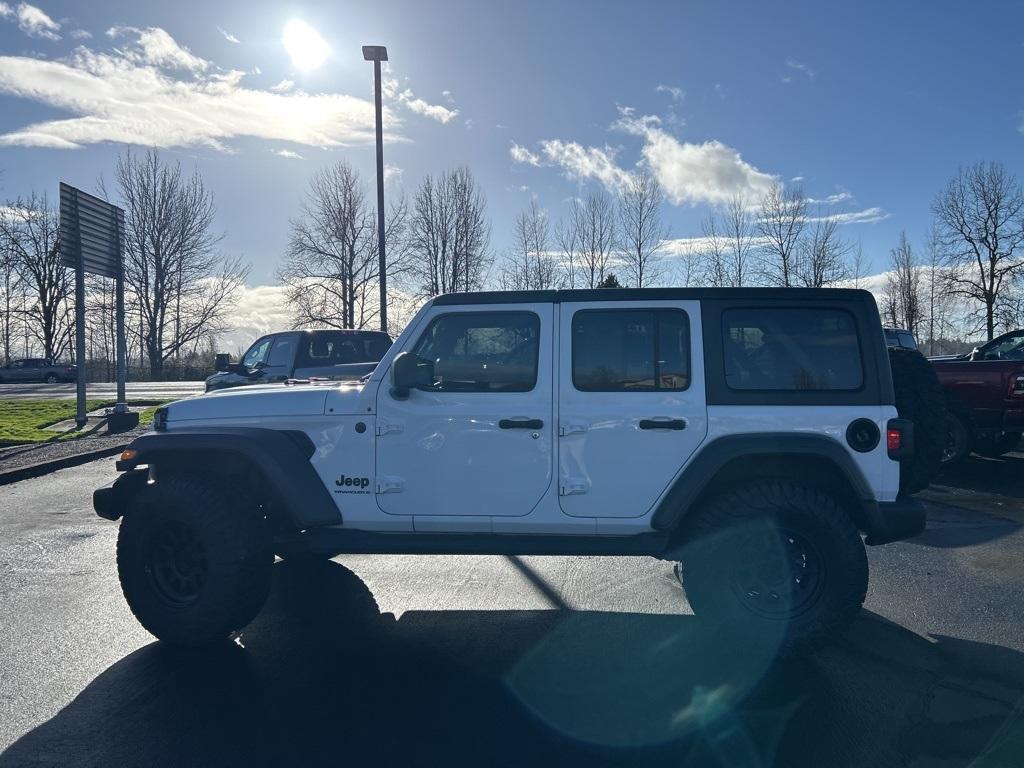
[862,495,926,545]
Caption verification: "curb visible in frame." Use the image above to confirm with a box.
[0,443,129,486]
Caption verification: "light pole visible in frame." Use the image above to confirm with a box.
[362,44,389,335]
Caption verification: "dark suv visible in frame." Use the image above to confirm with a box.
[205,329,393,392]
[0,358,78,384]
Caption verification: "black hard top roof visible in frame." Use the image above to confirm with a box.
[432,287,876,306]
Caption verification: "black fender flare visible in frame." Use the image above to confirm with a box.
[650,432,874,531]
[105,428,340,528]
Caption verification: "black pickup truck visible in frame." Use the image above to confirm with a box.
[205,329,393,392]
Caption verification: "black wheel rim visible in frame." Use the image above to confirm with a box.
[146,521,207,607]
[942,416,966,464]
[729,528,824,619]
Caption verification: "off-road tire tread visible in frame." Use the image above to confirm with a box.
[679,481,868,655]
[888,347,946,492]
[117,474,272,646]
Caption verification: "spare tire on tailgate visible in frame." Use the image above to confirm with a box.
[888,347,946,493]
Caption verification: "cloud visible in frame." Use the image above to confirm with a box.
[655,83,684,102]
[510,142,542,166]
[384,164,402,185]
[12,3,61,40]
[216,26,240,44]
[69,28,91,40]
[0,29,395,151]
[512,112,776,205]
[272,148,302,159]
[383,76,459,123]
[107,25,208,71]
[807,191,852,205]
[615,112,777,204]
[809,207,889,225]
[269,79,294,93]
[441,89,454,104]
[783,58,816,82]
[399,89,458,123]
[538,139,634,192]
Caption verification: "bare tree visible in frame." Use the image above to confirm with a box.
[0,193,73,360]
[561,191,617,289]
[932,161,1024,340]
[617,170,668,288]
[408,167,490,297]
[699,213,731,287]
[757,182,807,287]
[701,193,755,287]
[849,239,867,289]
[278,162,406,330]
[500,200,560,290]
[922,224,953,355]
[0,235,20,364]
[554,212,582,289]
[884,231,922,332]
[795,212,850,287]
[114,149,248,378]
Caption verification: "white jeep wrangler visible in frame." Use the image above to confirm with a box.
[95,287,925,654]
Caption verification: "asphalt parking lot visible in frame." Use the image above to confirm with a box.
[1,453,1023,767]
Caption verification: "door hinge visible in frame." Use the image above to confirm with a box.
[559,422,589,436]
[559,479,588,496]
[376,476,405,494]
[376,421,404,437]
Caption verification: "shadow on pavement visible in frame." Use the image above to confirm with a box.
[3,560,1024,767]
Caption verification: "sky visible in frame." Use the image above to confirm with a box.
[1,0,1023,345]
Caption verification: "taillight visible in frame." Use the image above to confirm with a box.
[1009,375,1024,398]
[887,429,901,453]
[886,418,914,459]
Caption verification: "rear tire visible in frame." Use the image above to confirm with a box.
[45,374,58,384]
[888,348,946,492]
[117,475,273,646]
[678,481,868,656]
[941,409,973,466]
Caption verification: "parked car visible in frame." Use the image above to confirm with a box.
[0,358,77,384]
[205,329,393,392]
[884,327,919,350]
[97,287,926,655]
[929,328,1024,463]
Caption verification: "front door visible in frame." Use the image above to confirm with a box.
[557,301,708,518]
[375,304,554,518]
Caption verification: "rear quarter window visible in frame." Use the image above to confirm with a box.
[723,307,863,391]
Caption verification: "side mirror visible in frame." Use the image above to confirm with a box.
[391,352,434,399]
[215,353,232,372]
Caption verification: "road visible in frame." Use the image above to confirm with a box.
[0,381,204,401]
[1,458,1023,767]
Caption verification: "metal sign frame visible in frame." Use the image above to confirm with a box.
[59,182,127,428]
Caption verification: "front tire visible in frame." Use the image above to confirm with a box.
[678,482,868,656]
[117,475,273,646]
[45,373,58,384]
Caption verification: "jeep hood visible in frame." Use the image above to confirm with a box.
[164,382,364,425]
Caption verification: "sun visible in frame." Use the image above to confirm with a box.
[283,19,329,71]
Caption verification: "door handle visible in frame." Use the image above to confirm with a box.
[639,418,687,431]
[499,418,544,430]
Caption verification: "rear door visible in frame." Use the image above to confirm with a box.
[557,301,708,518]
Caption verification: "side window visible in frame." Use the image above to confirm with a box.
[572,309,691,391]
[411,311,540,392]
[267,335,296,367]
[363,335,393,361]
[723,308,863,391]
[242,337,273,368]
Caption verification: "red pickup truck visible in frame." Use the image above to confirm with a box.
[930,329,1024,463]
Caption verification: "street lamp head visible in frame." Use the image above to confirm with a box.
[362,45,388,62]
